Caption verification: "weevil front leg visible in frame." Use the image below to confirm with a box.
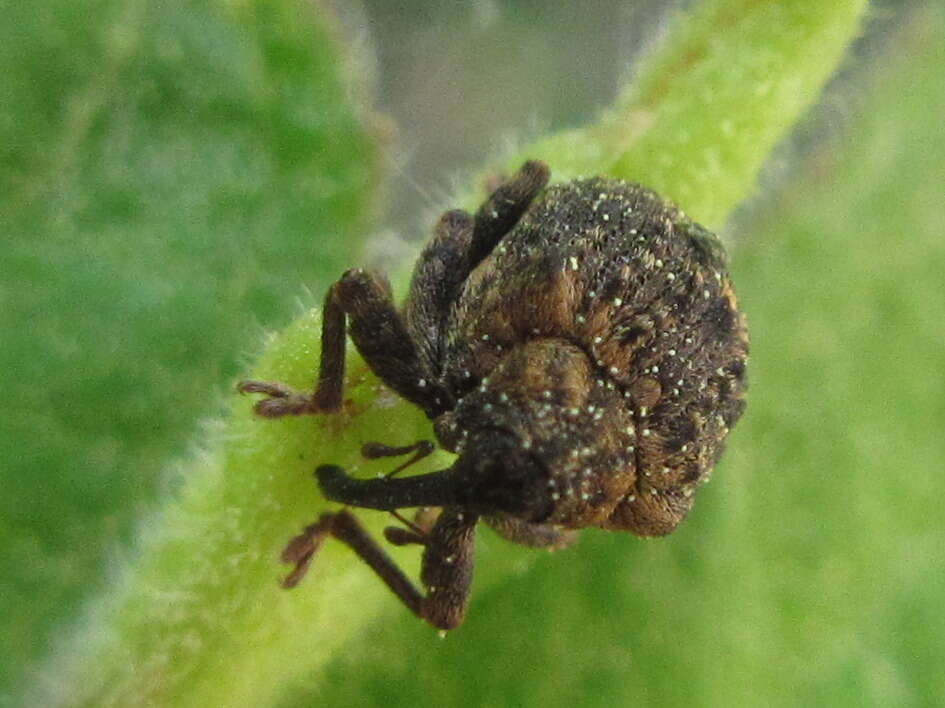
[237,274,352,417]
[281,508,477,630]
[239,268,448,418]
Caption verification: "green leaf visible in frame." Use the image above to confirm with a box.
[0,0,380,697]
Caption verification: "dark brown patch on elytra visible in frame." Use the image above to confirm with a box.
[239,160,749,630]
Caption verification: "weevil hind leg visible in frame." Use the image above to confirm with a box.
[282,508,477,631]
[468,160,549,268]
[401,161,550,381]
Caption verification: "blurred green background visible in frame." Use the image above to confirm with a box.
[2,0,944,706]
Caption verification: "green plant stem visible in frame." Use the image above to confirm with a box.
[510,0,869,229]
[37,0,868,706]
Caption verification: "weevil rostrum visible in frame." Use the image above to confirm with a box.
[239,161,748,630]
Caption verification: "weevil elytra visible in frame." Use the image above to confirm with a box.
[239,161,748,630]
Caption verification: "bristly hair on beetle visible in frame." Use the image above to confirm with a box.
[238,160,748,631]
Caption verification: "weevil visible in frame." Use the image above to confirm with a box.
[239,161,748,630]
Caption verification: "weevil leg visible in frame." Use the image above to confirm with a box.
[281,510,423,614]
[401,161,550,376]
[282,509,477,631]
[280,514,335,588]
[338,268,453,414]
[418,508,478,630]
[237,278,347,416]
[468,160,549,268]
[239,269,449,418]
[485,515,580,550]
[401,209,475,377]
[240,162,549,420]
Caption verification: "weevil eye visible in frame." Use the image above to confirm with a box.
[455,429,553,521]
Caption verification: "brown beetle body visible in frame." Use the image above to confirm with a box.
[240,162,748,629]
[438,177,748,535]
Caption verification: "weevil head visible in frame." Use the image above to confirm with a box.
[434,338,638,525]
